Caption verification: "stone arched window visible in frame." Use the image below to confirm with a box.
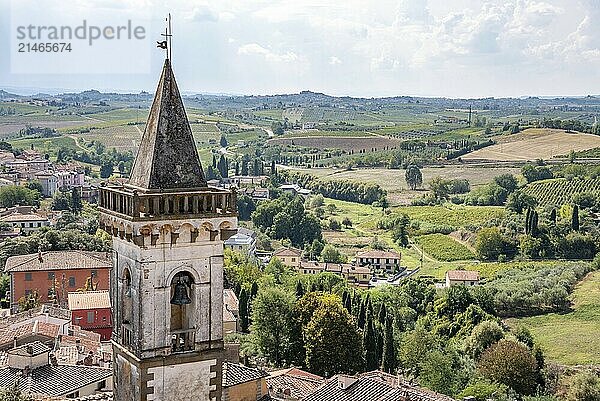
[170,271,195,353]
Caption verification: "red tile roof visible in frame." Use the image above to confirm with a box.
[5,251,111,273]
[446,270,480,281]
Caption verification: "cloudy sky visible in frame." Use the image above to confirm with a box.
[0,0,599,98]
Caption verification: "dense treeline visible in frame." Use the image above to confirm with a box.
[252,193,321,247]
[224,249,583,400]
[538,118,600,135]
[279,170,386,204]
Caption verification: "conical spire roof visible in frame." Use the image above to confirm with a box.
[128,59,206,190]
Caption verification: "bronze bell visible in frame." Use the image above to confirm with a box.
[170,279,191,305]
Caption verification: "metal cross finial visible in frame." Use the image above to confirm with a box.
[157,13,173,60]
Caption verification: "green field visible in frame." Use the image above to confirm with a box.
[508,270,600,365]
[396,205,505,229]
[414,233,475,261]
[286,166,521,205]
[523,177,600,206]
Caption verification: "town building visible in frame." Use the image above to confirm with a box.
[445,270,480,287]
[4,251,111,311]
[68,291,112,341]
[55,169,85,189]
[280,184,311,198]
[34,172,58,197]
[98,58,237,401]
[0,209,50,233]
[222,362,268,401]
[273,248,302,268]
[0,341,112,399]
[239,187,270,202]
[356,250,402,273]
[298,262,372,288]
[224,227,257,257]
[229,175,268,187]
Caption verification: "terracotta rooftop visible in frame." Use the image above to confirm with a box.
[267,368,324,400]
[273,248,302,257]
[446,270,480,281]
[0,321,60,349]
[0,212,48,222]
[68,291,111,311]
[5,251,111,273]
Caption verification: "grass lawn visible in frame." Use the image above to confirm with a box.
[507,270,600,365]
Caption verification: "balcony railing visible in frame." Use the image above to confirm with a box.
[99,185,236,221]
[171,328,195,353]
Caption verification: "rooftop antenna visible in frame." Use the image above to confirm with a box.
[157,13,173,61]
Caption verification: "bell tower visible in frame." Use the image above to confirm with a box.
[99,55,237,401]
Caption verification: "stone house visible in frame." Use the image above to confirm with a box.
[445,270,480,287]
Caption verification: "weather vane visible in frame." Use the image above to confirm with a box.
[156,13,172,60]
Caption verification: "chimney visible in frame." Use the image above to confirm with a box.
[13,336,17,349]
[337,375,358,390]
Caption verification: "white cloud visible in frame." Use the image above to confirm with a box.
[238,43,299,63]
[329,56,342,65]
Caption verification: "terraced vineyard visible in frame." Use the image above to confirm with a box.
[414,233,475,262]
[522,178,600,206]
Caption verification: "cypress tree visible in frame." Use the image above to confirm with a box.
[212,154,217,168]
[525,208,531,235]
[344,293,352,313]
[239,288,249,333]
[376,325,384,366]
[532,210,539,236]
[382,315,397,373]
[363,313,378,371]
[310,282,318,293]
[550,208,557,224]
[572,204,580,231]
[352,291,360,315]
[358,300,366,329]
[296,281,305,299]
[250,282,258,300]
[378,303,387,326]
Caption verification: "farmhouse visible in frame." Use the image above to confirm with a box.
[273,247,303,268]
[445,270,480,287]
[356,250,402,273]
[299,261,372,287]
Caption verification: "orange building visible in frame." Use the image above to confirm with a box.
[4,251,111,311]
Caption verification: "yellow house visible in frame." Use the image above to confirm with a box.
[222,362,269,401]
[272,248,302,268]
